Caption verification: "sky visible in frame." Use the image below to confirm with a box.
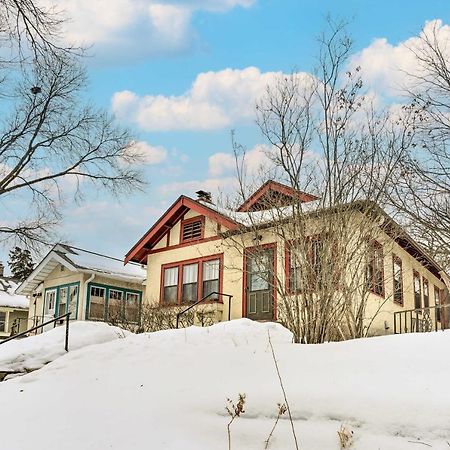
[2,0,450,267]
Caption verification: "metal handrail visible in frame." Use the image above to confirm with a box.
[0,312,72,351]
[176,292,233,329]
[393,303,448,334]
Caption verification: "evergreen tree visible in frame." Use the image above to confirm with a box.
[8,247,34,282]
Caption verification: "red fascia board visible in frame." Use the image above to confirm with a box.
[237,180,318,212]
[124,196,238,264]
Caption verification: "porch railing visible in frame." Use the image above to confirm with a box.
[0,312,71,351]
[176,292,233,329]
[393,304,449,334]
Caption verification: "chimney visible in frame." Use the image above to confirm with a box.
[196,190,213,204]
[0,261,4,277]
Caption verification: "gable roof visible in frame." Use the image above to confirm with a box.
[16,244,146,296]
[237,180,318,212]
[125,195,240,264]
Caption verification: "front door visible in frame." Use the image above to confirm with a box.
[44,289,57,317]
[245,247,275,321]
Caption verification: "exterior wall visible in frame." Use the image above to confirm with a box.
[145,208,448,337]
[364,231,446,336]
[29,266,85,328]
[0,307,28,338]
[28,264,145,328]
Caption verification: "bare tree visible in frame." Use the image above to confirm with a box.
[222,20,408,343]
[0,1,146,248]
[385,22,450,271]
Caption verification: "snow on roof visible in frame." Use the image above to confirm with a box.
[199,198,321,227]
[16,244,146,296]
[58,245,146,282]
[0,278,29,309]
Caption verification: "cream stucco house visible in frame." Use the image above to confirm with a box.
[0,266,29,338]
[125,181,449,337]
[17,244,146,331]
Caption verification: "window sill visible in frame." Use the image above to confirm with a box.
[160,300,223,308]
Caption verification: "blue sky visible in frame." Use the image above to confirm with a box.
[2,0,450,267]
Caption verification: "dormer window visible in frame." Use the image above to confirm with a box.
[181,217,204,243]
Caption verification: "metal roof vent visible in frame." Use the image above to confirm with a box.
[196,190,213,204]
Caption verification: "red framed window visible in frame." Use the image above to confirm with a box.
[163,267,179,304]
[180,216,204,243]
[285,236,338,293]
[423,277,429,309]
[366,241,384,297]
[393,255,403,305]
[413,270,422,310]
[434,286,441,322]
[161,255,222,305]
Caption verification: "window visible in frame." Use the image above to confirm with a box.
[181,217,203,242]
[435,287,441,322]
[0,311,6,332]
[367,241,384,296]
[125,292,140,322]
[413,271,422,310]
[311,238,323,282]
[393,256,403,305]
[203,259,220,300]
[161,256,222,305]
[423,278,429,309]
[89,285,141,322]
[249,252,270,292]
[182,263,198,303]
[163,267,179,304]
[45,289,57,315]
[59,287,68,315]
[89,286,106,320]
[108,290,123,321]
[287,245,302,293]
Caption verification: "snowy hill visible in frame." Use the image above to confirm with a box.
[0,319,449,450]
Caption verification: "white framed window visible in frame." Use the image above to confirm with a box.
[163,267,179,304]
[182,263,198,303]
[0,311,6,332]
[44,289,57,315]
[59,287,68,315]
[108,289,123,321]
[89,286,106,320]
[202,259,220,300]
[125,292,140,322]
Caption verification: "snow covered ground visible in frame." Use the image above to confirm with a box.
[0,319,449,450]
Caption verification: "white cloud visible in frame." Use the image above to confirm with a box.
[350,19,450,95]
[208,152,235,177]
[43,0,254,61]
[126,140,168,165]
[208,144,276,177]
[112,67,299,131]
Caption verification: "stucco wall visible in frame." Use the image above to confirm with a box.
[29,265,145,326]
[0,307,28,337]
[145,209,447,337]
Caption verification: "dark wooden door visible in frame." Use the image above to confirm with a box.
[245,248,274,321]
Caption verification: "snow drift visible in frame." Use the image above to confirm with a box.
[0,319,449,450]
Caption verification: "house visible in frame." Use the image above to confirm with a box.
[125,180,449,337]
[16,244,146,330]
[0,263,29,338]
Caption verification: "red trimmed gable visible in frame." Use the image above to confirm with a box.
[125,196,238,264]
[237,180,318,212]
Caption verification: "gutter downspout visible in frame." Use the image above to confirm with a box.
[83,274,95,320]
